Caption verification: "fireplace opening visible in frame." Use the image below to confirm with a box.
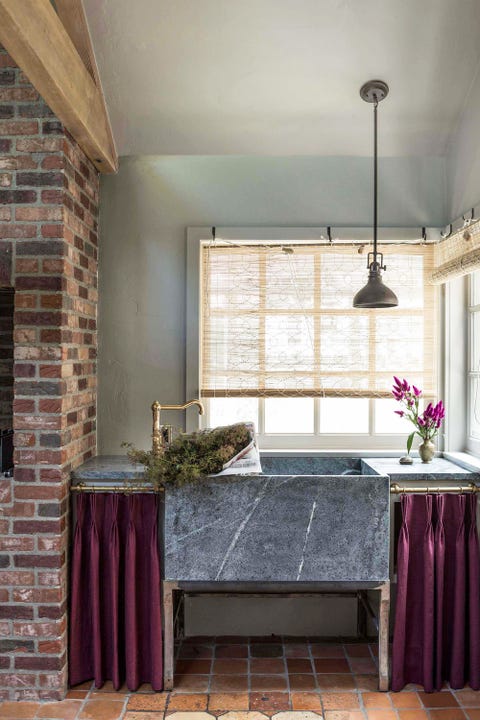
[0,288,14,476]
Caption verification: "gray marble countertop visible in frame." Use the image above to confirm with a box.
[71,454,145,482]
[70,454,479,485]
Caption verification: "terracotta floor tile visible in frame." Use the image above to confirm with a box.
[287,659,314,674]
[321,692,361,710]
[69,681,93,691]
[215,645,248,659]
[310,645,346,659]
[95,681,129,693]
[361,693,392,709]
[209,675,249,692]
[175,659,212,675]
[396,711,429,720]
[418,691,459,708]
[466,711,480,720]
[250,658,285,674]
[284,644,310,658]
[348,659,377,674]
[127,694,169,711]
[324,712,367,720]
[207,693,250,711]
[317,674,357,692]
[344,645,372,658]
[65,691,89,700]
[390,692,421,708]
[78,699,125,720]
[135,684,156,694]
[212,659,248,674]
[288,674,318,691]
[124,713,166,720]
[173,674,210,692]
[354,676,379,692]
[37,700,84,720]
[250,644,283,658]
[250,675,288,691]
[167,693,209,711]
[290,692,323,712]
[455,690,480,707]
[249,691,290,713]
[314,659,350,674]
[428,711,468,720]
[0,702,40,719]
[364,711,397,720]
[179,644,214,659]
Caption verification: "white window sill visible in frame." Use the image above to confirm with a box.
[443,451,480,472]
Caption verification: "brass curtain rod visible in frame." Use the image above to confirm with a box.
[390,482,480,495]
[71,482,160,494]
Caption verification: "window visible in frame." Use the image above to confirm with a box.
[468,270,480,454]
[188,228,438,450]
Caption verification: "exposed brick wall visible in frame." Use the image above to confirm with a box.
[0,288,14,429]
[0,46,99,700]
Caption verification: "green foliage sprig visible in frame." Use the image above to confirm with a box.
[122,423,251,490]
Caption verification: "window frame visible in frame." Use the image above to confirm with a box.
[187,226,441,451]
[467,271,480,456]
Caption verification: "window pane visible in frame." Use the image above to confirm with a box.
[319,398,369,433]
[265,315,314,372]
[472,311,480,371]
[208,398,259,431]
[264,398,314,434]
[385,254,424,309]
[320,253,367,309]
[374,398,415,434]
[320,316,369,371]
[471,270,480,306]
[266,253,314,309]
[375,316,423,372]
[470,377,480,439]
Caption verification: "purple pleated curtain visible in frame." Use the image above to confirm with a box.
[69,493,163,691]
[392,493,480,692]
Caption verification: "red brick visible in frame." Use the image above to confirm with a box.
[0,120,38,135]
[15,207,63,221]
[41,224,63,238]
[16,137,62,152]
[39,399,62,413]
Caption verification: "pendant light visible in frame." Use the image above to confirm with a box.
[353,80,398,308]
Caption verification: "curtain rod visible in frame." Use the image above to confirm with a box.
[390,482,479,495]
[71,482,160,494]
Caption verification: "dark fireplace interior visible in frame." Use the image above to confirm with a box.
[0,288,14,475]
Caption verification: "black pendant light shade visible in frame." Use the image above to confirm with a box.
[353,80,398,309]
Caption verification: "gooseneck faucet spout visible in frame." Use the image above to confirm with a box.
[151,399,205,455]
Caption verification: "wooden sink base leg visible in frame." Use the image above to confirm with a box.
[378,581,390,691]
[163,581,178,690]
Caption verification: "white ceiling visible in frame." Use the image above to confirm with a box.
[83,0,480,157]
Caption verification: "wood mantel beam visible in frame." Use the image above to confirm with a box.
[0,0,118,173]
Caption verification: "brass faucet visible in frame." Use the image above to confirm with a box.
[151,399,205,455]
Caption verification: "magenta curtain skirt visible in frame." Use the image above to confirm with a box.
[392,493,480,692]
[69,493,163,691]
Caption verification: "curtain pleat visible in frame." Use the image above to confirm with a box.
[392,493,480,692]
[69,493,163,691]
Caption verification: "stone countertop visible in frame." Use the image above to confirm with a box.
[70,454,480,485]
[363,456,480,482]
[71,454,145,483]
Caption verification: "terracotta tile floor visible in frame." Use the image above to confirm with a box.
[1,638,479,719]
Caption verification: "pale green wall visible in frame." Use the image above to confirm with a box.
[98,154,446,453]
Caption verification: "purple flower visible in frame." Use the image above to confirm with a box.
[394,410,404,417]
[412,385,422,397]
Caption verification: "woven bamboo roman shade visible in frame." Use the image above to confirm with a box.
[431,219,480,284]
[201,242,436,399]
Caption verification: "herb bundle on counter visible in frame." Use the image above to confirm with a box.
[123,422,251,489]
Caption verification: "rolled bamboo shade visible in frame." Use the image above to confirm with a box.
[201,242,436,399]
[431,219,480,284]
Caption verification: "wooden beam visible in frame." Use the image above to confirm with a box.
[0,0,118,173]
[54,0,101,87]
